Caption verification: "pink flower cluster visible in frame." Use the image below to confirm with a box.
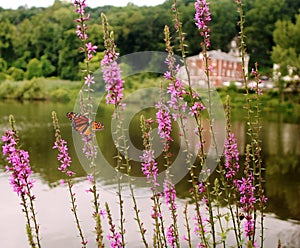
[166,225,176,248]
[194,0,211,48]
[235,174,256,237]
[101,60,125,105]
[86,42,97,61]
[163,179,177,210]
[107,232,122,248]
[2,130,34,196]
[167,78,188,116]
[82,134,97,160]
[53,138,75,177]
[140,149,158,183]
[73,0,97,61]
[224,132,240,179]
[74,0,89,40]
[189,101,206,116]
[156,102,173,147]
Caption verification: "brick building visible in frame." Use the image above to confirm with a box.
[183,40,249,87]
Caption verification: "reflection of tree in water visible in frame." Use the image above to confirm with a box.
[265,153,300,220]
[263,112,300,220]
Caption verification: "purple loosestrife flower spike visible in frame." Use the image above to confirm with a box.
[163,179,177,211]
[166,225,176,248]
[101,13,125,106]
[155,102,173,150]
[102,61,125,105]
[140,149,158,182]
[52,112,75,176]
[224,132,240,179]
[2,117,41,247]
[2,130,34,196]
[194,0,211,48]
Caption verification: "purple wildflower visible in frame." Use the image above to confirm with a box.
[82,134,98,160]
[140,149,158,182]
[193,211,207,239]
[224,132,240,179]
[107,232,122,248]
[102,60,124,105]
[87,174,94,183]
[84,74,95,87]
[73,0,87,13]
[53,137,75,176]
[86,42,97,61]
[155,102,173,148]
[194,0,211,48]
[163,179,177,211]
[189,102,206,116]
[164,71,172,80]
[166,225,176,248]
[2,130,34,196]
[167,79,187,111]
[76,24,88,40]
[235,173,256,237]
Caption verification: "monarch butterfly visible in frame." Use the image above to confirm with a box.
[66,112,104,136]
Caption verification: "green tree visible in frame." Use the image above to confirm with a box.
[58,29,83,80]
[0,18,15,63]
[271,12,300,101]
[7,67,25,81]
[209,0,238,52]
[25,58,43,79]
[11,18,33,58]
[0,58,7,72]
[41,55,56,77]
[244,0,298,70]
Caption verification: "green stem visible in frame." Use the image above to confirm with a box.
[91,167,104,248]
[67,179,87,247]
[183,202,192,248]
[26,185,41,248]
[21,193,36,248]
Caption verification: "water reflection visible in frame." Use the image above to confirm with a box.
[0,101,299,244]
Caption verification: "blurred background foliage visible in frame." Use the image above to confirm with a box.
[0,0,299,81]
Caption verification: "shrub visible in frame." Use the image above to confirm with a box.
[0,81,18,98]
[0,72,7,82]
[50,88,71,102]
[25,58,43,80]
[7,67,25,81]
[13,78,47,100]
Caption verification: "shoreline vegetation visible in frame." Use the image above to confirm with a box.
[0,76,299,118]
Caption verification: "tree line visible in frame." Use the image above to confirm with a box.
[0,0,299,81]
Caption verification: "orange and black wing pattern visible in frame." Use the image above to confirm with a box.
[66,112,104,136]
[91,121,104,131]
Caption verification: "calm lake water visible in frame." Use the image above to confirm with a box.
[0,100,299,247]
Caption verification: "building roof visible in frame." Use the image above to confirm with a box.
[188,50,243,62]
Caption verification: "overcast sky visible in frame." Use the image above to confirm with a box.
[0,0,166,9]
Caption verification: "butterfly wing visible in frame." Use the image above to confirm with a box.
[72,115,91,135]
[66,112,75,121]
[91,121,104,131]
[66,112,90,135]
[66,112,104,136]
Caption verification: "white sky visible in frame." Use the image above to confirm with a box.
[0,0,166,9]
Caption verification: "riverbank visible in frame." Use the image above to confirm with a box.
[0,77,299,119]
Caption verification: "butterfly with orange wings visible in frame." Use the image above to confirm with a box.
[66,112,104,136]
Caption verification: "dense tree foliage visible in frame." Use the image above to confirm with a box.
[272,12,300,75]
[0,0,299,80]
